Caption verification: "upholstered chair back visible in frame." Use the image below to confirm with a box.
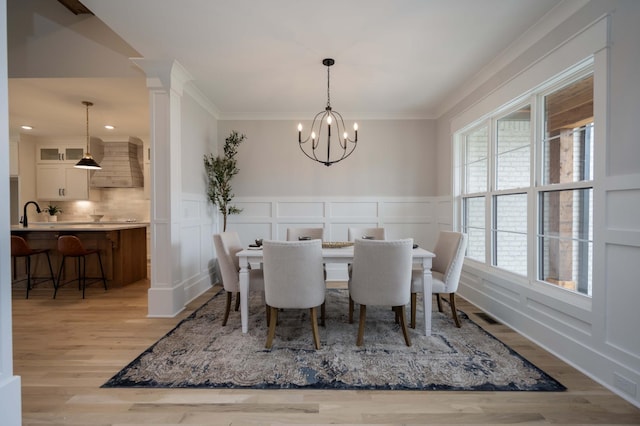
[347,227,386,241]
[349,238,413,307]
[213,232,243,293]
[286,227,324,241]
[11,235,31,256]
[432,231,468,293]
[262,240,325,309]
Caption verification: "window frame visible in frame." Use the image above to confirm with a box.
[457,60,595,298]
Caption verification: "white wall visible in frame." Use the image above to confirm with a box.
[219,119,437,197]
[181,93,216,193]
[179,89,219,303]
[437,0,640,408]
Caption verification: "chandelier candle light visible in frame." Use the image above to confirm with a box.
[298,58,358,166]
[74,100,101,170]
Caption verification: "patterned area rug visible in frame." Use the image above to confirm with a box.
[103,289,565,391]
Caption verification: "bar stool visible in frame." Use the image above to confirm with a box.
[54,235,107,299]
[10,235,56,299]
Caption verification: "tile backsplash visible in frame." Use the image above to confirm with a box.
[39,188,150,223]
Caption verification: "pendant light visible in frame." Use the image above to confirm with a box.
[74,101,101,170]
[297,58,358,166]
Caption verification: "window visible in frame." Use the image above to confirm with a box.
[461,127,488,262]
[538,74,594,295]
[494,193,528,276]
[458,67,594,296]
[464,126,488,194]
[463,196,485,262]
[496,106,531,190]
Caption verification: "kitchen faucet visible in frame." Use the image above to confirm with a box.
[21,201,41,228]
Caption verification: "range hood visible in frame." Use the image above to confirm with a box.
[91,141,144,188]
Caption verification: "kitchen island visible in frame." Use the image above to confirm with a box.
[11,223,148,288]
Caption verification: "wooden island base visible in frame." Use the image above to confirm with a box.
[11,224,147,288]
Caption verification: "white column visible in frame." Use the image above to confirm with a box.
[0,0,23,423]
[132,59,193,317]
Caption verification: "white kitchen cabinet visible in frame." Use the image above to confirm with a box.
[36,164,89,200]
[36,144,85,164]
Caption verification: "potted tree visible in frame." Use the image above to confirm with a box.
[204,131,246,231]
[43,204,62,222]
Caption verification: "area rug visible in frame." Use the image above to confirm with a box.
[103,289,565,391]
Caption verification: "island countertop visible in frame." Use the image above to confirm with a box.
[11,222,148,232]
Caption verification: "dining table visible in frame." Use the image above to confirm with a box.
[237,243,436,336]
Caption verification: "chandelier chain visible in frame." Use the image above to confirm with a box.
[326,65,331,109]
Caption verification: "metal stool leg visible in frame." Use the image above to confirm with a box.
[81,256,87,299]
[25,256,32,299]
[45,252,56,298]
[54,255,65,299]
[96,252,107,291]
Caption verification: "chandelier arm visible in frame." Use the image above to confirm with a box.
[298,111,326,145]
[330,110,349,149]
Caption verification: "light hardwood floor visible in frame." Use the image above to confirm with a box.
[11,279,640,425]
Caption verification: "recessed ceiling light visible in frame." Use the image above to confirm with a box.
[104,125,115,130]
[21,125,33,130]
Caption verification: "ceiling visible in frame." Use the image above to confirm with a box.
[9,0,570,140]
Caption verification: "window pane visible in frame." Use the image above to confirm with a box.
[494,194,527,275]
[539,188,593,295]
[463,196,485,262]
[496,106,530,190]
[464,127,488,193]
[543,75,594,185]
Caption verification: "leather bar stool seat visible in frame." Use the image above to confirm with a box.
[10,235,56,299]
[54,235,107,299]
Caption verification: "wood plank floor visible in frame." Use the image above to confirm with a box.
[11,279,640,425]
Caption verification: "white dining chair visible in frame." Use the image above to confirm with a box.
[286,227,324,241]
[262,239,326,350]
[347,227,386,241]
[410,231,468,328]
[348,238,413,346]
[213,232,265,326]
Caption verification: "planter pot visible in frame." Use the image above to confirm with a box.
[48,215,57,222]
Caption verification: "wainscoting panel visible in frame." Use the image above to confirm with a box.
[277,201,324,219]
[329,201,379,219]
[235,201,272,219]
[228,196,444,281]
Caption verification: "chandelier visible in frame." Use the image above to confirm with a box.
[74,101,101,170]
[297,58,358,166]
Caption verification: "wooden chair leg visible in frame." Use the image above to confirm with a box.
[310,307,321,349]
[222,291,232,326]
[234,292,241,311]
[265,306,278,349]
[265,303,270,326]
[436,293,443,312]
[398,305,412,347]
[320,302,326,327]
[348,295,354,324]
[449,293,461,328]
[356,304,366,346]
[410,292,417,329]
